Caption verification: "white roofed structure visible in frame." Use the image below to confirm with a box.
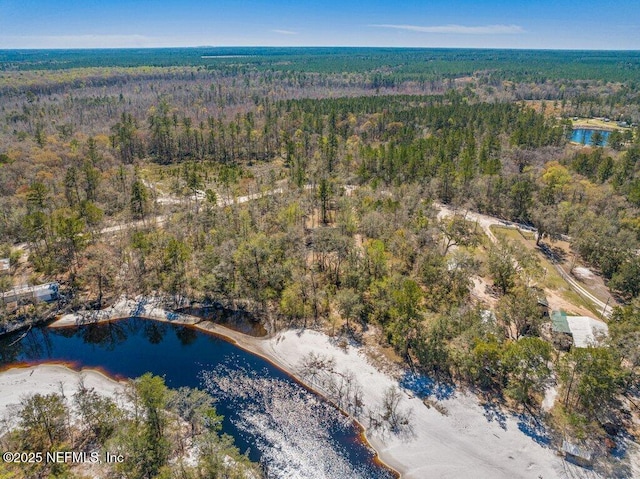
[1,282,59,304]
[551,311,608,348]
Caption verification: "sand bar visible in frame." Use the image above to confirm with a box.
[0,364,126,430]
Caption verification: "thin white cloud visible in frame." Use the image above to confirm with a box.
[369,24,525,35]
[271,29,298,35]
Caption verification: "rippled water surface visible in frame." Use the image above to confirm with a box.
[0,318,393,479]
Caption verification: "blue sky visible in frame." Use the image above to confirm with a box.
[0,0,638,50]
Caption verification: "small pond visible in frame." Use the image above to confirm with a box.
[571,128,611,146]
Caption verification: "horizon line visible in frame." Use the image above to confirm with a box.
[1,45,640,53]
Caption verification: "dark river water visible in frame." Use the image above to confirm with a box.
[0,318,394,479]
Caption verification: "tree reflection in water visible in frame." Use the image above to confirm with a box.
[143,321,167,344]
[55,321,129,351]
[0,326,54,363]
[175,326,198,346]
[181,306,267,337]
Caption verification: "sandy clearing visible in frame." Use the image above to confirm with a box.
[572,267,595,281]
[0,364,126,430]
[471,276,499,307]
[257,329,576,479]
[545,289,595,318]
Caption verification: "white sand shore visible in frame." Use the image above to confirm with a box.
[48,304,624,478]
[50,296,200,328]
[257,329,587,479]
[0,365,126,430]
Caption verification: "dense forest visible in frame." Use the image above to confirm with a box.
[2,48,640,84]
[1,48,640,475]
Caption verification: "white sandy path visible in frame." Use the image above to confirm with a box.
[0,365,126,429]
[260,329,569,479]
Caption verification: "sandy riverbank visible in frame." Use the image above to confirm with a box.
[49,296,263,350]
[47,302,620,478]
[258,329,575,479]
[0,364,126,430]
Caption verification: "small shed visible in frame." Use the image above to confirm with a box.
[562,440,594,468]
[1,282,59,304]
[551,310,608,348]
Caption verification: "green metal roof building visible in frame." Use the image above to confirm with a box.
[551,311,572,334]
